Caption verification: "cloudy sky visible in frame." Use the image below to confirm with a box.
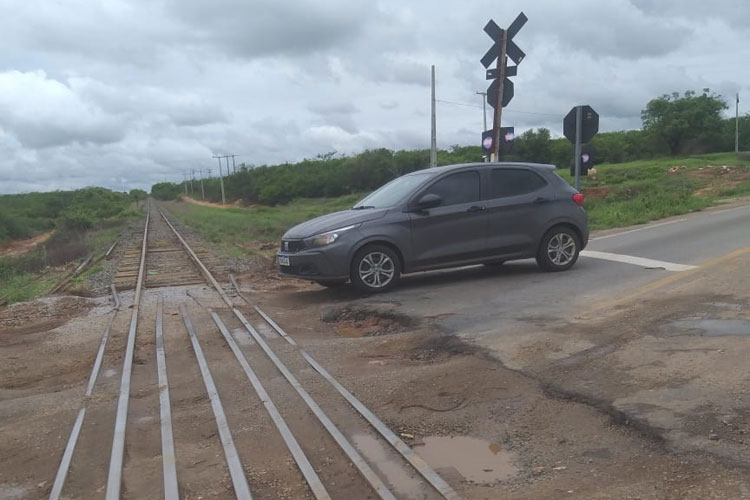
[0,0,748,194]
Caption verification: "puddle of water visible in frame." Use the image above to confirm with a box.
[671,319,750,337]
[352,434,425,499]
[414,436,519,484]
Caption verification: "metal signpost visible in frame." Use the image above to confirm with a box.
[481,12,527,161]
[563,105,599,190]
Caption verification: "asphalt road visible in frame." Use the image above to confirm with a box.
[344,200,750,468]
[359,202,750,338]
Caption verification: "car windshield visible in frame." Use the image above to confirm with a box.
[353,172,432,209]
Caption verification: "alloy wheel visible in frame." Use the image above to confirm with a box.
[547,233,576,266]
[358,252,395,288]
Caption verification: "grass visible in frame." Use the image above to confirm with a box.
[0,205,143,305]
[558,152,750,229]
[164,194,362,255]
[0,272,58,304]
[163,152,750,253]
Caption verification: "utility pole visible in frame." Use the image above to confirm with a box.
[190,169,195,195]
[182,173,187,195]
[199,169,205,200]
[430,65,437,167]
[476,91,488,131]
[736,92,740,153]
[212,155,226,204]
[231,155,237,173]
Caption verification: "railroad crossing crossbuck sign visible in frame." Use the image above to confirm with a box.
[481,12,527,160]
[481,12,527,110]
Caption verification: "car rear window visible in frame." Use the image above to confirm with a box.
[490,169,546,198]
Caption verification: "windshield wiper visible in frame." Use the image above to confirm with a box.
[352,205,376,210]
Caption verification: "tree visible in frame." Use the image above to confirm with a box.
[515,128,552,164]
[129,189,148,208]
[641,90,727,156]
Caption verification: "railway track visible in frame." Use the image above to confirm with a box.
[48,201,460,499]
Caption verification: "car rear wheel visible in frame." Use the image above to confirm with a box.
[350,245,400,293]
[536,226,580,272]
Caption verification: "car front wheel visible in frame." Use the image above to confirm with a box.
[536,226,580,272]
[350,245,400,293]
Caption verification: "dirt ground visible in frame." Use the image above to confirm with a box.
[0,231,53,258]
[2,224,750,499]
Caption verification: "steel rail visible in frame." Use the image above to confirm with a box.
[156,298,179,499]
[230,309,397,500]
[105,205,150,500]
[157,210,234,308]
[210,312,331,500]
[48,288,119,500]
[110,284,120,310]
[156,208,406,499]
[179,304,253,499]
[230,277,461,500]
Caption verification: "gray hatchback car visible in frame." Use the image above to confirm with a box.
[277,162,588,293]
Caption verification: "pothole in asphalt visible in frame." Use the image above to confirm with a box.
[321,305,415,337]
[670,319,750,336]
[413,436,519,484]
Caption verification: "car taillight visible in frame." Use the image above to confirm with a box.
[573,193,584,206]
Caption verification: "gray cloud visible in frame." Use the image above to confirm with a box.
[0,70,125,148]
[163,0,372,59]
[630,0,750,29]
[0,0,748,194]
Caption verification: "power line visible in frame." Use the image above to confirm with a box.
[436,98,565,117]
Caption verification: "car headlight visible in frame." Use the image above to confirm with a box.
[305,224,358,248]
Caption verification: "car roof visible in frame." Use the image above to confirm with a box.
[409,162,556,176]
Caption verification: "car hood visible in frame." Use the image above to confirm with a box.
[283,208,389,239]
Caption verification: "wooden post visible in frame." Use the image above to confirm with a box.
[491,29,508,162]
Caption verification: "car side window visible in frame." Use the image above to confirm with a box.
[422,171,480,206]
[490,169,546,198]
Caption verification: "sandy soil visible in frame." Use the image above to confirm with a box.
[0,231,53,258]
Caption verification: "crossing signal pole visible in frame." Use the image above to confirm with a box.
[480,13,527,162]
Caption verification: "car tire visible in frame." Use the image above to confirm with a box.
[315,279,348,288]
[350,244,401,293]
[536,226,580,272]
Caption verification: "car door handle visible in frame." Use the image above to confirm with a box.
[466,205,486,213]
[533,196,550,204]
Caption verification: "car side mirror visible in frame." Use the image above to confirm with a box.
[413,193,441,211]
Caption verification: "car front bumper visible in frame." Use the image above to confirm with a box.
[277,243,351,281]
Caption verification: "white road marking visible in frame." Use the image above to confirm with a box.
[709,204,750,215]
[590,218,687,242]
[580,250,698,272]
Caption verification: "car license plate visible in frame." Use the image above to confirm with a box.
[278,255,290,266]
